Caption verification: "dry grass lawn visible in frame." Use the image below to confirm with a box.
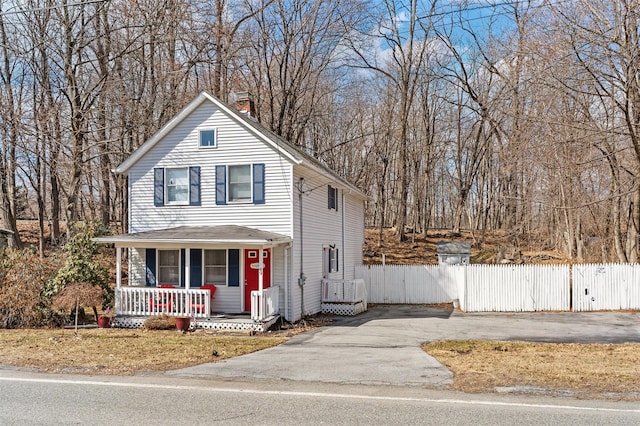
[423,340,640,400]
[0,328,287,375]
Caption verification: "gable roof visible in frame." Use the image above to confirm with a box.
[115,91,367,199]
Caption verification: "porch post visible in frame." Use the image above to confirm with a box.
[115,247,122,288]
[258,247,264,292]
[185,248,191,289]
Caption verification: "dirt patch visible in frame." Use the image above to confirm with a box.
[364,228,570,265]
[423,340,640,401]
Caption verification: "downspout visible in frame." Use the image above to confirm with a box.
[298,177,306,317]
[284,244,290,321]
[342,191,345,280]
[115,246,122,315]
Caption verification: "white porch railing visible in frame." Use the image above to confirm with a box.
[251,286,279,321]
[322,279,367,307]
[115,287,212,318]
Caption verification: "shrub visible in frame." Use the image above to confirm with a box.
[47,221,112,307]
[143,314,176,330]
[0,249,64,328]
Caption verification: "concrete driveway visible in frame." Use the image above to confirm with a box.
[167,306,640,387]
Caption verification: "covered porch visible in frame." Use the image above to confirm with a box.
[95,225,292,331]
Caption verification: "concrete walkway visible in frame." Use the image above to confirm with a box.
[167,306,640,387]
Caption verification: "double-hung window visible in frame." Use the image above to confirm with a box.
[166,168,189,204]
[158,250,180,285]
[216,163,265,205]
[228,165,252,202]
[204,249,227,285]
[154,166,201,206]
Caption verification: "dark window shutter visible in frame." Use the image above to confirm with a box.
[228,249,240,287]
[190,249,202,287]
[180,249,186,287]
[328,185,337,210]
[216,165,226,205]
[252,163,265,204]
[336,248,339,271]
[154,168,164,206]
[189,166,201,206]
[145,248,156,286]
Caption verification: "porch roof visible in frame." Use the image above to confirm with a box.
[94,225,292,248]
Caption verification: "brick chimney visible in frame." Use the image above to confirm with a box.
[234,91,256,118]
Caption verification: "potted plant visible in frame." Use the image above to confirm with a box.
[175,316,191,332]
[97,306,113,328]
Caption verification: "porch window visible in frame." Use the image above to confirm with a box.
[204,249,227,285]
[158,250,180,285]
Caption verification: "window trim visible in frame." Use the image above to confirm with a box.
[157,249,181,286]
[203,249,228,286]
[156,166,200,207]
[165,167,190,205]
[227,164,253,203]
[199,129,217,148]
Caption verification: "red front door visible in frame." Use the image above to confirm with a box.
[244,248,271,312]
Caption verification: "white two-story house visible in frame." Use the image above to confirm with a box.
[97,92,367,330]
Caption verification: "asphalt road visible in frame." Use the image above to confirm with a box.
[0,371,639,425]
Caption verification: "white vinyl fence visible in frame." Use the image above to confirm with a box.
[355,265,462,305]
[463,264,569,312]
[573,264,640,311]
[355,263,637,312]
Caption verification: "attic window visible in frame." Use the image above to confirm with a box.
[200,129,217,148]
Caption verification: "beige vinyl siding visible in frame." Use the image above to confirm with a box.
[129,248,146,286]
[211,284,242,313]
[127,101,294,236]
[271,245,289,316]
[287,168,366,321]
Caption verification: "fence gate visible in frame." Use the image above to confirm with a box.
[573,264,640,311]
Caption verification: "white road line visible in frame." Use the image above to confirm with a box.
[0,376,638,414]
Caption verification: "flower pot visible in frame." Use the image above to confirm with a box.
[97,315,111,328]
[175,316,191,332]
